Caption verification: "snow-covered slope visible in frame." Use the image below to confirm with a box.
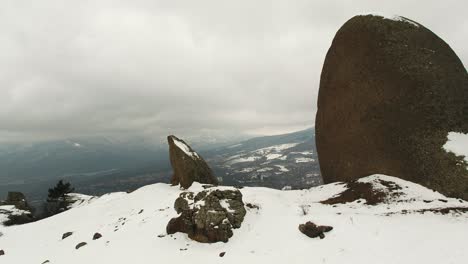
[0,175,467,264]
[207,128,321,189]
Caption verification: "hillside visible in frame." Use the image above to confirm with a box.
[1,175,466,264]
[206,128,321,189]
[0,129,319,206]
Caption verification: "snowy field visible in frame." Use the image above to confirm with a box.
[0,175,467,264]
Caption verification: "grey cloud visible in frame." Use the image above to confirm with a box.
[0,0,466,142]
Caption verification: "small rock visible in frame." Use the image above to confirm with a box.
[219,252,226,257]
[0,249,4,256]
[75,242,87,250]
[93,232,102,240]
[299,221,333,239]
[246,203,259,209]
[62,232,73,240]
[41,260,50,264]
[157,234,166,238]
[138,209,144,214]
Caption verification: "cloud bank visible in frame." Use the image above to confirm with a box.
[0,0,466,142]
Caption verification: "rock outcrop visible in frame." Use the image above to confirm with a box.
[315,14,468,199]
[3,192,30,211]
[166,188,246,243]
[299,221,333,239]
[168,135,218,189]
[0,192,35,226]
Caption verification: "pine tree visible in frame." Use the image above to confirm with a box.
[47,180,74,201]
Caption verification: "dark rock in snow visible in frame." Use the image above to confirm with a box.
[168,135,218,189]
[219,252,226,257]
[166,189,246,243]
[0,249,4,256]
[3,192,30,211]
[321,181,387,205]
[75,242,87,250]
[315,14,468,199]
[299,221,333,239]
[0,191,36,226]
[93,232,102,240]
[62,232,73,240]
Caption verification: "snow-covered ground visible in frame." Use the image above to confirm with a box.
[0,175,467,264]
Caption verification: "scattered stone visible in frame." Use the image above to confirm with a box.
[0,249,4,256]
[299,221,333,239]
[315,14,468,199]
[157,234,166,238]
[246,203,260,210]
[385,207,468,216]
[166,189,246,243]
[138,209,144,214]
[219,252,226,257]
[93,232,102,240]
[75,242,87,250]
[167,135,218,188]
[62,232,73,240]
[41,260,50,264]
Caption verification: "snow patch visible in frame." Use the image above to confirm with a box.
[228,156,259,164]
[173,138,200,159]
[295,157,315,163]
[257,167,273,172]
[275,165,289,172]
[255,143,300,154]
[367,13,420,27]
[266,153,283,160]
[443,132,468,165]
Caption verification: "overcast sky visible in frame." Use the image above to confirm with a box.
[0,0,466,143]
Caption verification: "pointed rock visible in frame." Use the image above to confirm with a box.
[167,135,218,188]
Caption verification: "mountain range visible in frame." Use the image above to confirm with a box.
[0,129,320,207]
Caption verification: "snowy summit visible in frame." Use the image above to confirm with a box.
[0,174,467,264]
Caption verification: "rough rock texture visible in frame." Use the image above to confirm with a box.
[166,188,246,243]
[168,135,218,189]
[299,221,333,239]
[315,15,468,199]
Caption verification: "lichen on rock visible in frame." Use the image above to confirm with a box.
[166,188,246,243]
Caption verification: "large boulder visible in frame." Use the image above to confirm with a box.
[168,135,218,188]
[316,15,468,199]
[166,188,246,243]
